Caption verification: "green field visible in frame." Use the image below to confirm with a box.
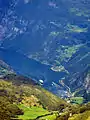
[18,104,56,120]
[70,97,84,104]
[39,114,57,120]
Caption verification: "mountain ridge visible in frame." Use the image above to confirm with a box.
[0,0,90,99]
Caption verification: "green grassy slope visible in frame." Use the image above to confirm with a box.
[0,74,68,119]
[2,74,67,110]
[0,74,90,120]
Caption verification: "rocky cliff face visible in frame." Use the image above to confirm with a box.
[66,66,90,101]
[0,59,14,77]
[84,67,90,93]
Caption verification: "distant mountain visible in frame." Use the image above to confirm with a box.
[67,66,90,102]
[0,0,90,99]
[65,66,90,93]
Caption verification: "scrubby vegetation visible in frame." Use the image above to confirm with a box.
[0,96,23,120]
[0,74,90,120]
[0,74,67,119]
[56,103,90,120]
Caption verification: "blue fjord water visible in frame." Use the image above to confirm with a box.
[0,0,90,96]
[0,48,66,85]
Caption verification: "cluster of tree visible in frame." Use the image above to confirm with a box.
[0,75,68,119]
[0,96,23,120]
[56,103,90,120]
[0,74,90,120]
[0,80,24,119]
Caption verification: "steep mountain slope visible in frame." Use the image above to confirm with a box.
[0,74,90,120]
[0,59,14,77]
[65,66,90,92]
[68,66,90,102]
[0,74,68,113]
[0,0,90,98]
